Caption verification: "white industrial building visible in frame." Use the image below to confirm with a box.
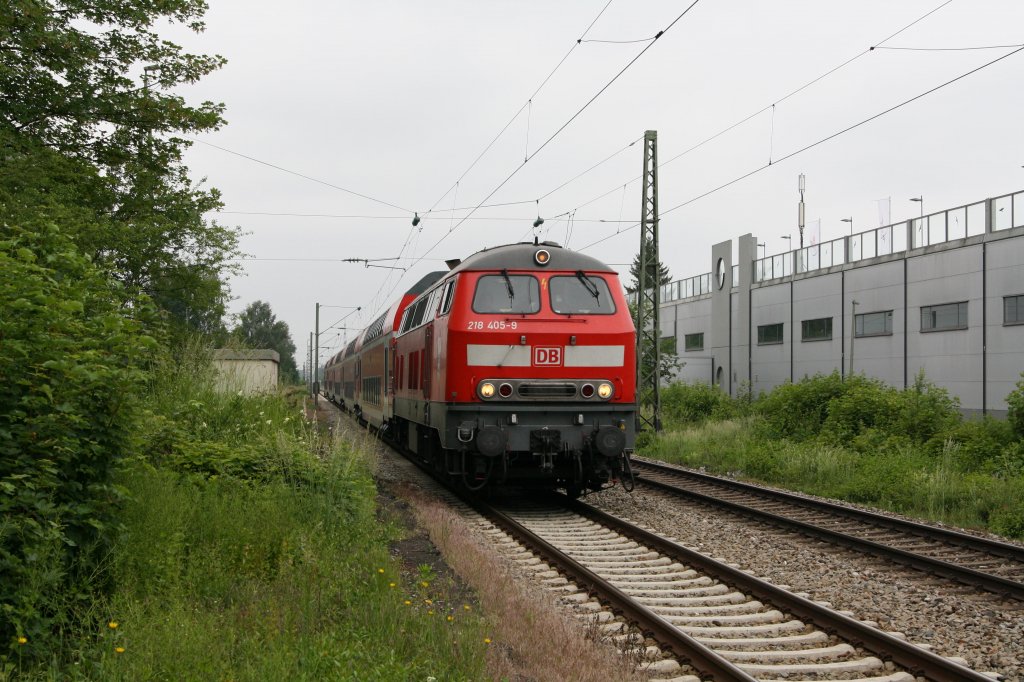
[658,189,1024,416]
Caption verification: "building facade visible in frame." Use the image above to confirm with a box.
[659,189,1024,416]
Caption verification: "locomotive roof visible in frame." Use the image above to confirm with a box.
[447,242,614,275]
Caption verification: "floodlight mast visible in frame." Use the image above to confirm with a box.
[798,173,806,249]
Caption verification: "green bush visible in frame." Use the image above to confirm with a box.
[661,381,738,427]
[1007,373,1024,440]
[757,372,859,440]
[927,417,1014,470]
[820,379,901,444]
[0,224,155,659]
[893,372,960,443]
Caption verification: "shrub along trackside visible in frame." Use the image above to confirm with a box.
[3,343,490,679]
[1,225,156,662]
[644,372,1024,539]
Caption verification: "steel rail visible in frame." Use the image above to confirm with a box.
[637,458,1024,561]
[464,496,759,682]
[570,499,995,682]
[633,460,1024,601]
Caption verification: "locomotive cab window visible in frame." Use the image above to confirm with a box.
[550,274,616,314]
[472,274,540,314]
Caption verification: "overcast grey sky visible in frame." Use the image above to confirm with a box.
[168,0,1024,364]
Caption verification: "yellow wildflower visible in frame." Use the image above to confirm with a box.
[463,605,471,611]
[388,582,396,588]
[115,647,125,654]
[377,568,385,574]
[424,599,432,605]
[403,600,412,606]
[484,638,492,645]
[427,610,434,616]
[108,621,118,629]
[446,615,454,622]
[17,636,27,645]
[420,581,429,588]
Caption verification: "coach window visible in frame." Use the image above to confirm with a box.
[921,301,967,332]
[408,297,428,330]
[550,274,616,314]
[426,287,443,321]
[472,274,540,314]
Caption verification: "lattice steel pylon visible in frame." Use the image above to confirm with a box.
[635,130,662,432]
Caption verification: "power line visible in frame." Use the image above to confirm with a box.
[216,209,628,223]
[412,0,703,268]
[382,0,619,313]
[188,138,413,213]
[368,1,696,319]
[873,43,1024,51]
[422,0,616,216]
[576,43,1024,253]
[551,0,957,221]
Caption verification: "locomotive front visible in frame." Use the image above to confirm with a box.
[442,242,636,495]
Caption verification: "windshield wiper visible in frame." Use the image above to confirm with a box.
[501,269,515,304]
[576,270,601,305]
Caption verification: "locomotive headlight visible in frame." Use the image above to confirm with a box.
[479,382,496,399]
[597,382,614,399]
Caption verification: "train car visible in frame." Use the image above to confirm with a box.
[325,272,444,421]
[330,241,636,496]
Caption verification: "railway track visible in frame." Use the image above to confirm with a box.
[631,457,1024,602]
[330,399,1005,680]
[475,494,998,681]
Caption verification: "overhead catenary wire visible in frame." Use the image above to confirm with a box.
[550,0,957,221]
[188,138,412,213]
[216,210,628,222]
[872,43,1024,51]
[374,1,690,315]
[421,0,616,216]
[409,0,703,270]
[575,43,1024,254]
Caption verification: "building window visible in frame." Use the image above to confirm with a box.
[921,301,968,332]
[1005,295,1024,325]
[801,317,832,341]
[684,332,704,351]
[757,323,784,345]
[855,310,893,337]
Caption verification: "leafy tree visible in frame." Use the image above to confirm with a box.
[0,0,239,334]
[1,0,225,175]
[627,239,680,387]
[626,236,672,294]
[233,301,300,382]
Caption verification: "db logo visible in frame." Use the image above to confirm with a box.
[533,346,563,366]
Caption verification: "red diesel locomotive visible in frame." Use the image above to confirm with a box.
[323,241,636,495]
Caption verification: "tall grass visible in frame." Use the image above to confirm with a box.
[642,417,1024,538]
[8,345,489,680]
